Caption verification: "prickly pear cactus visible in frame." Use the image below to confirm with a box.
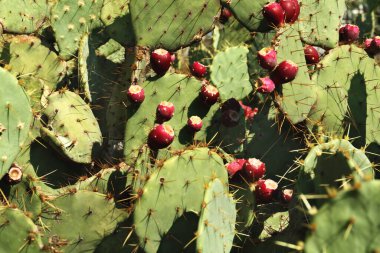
[0,0,378,252]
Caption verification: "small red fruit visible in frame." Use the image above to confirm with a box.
[257,47,277,70]
[220,7,233,24]
[279,0,300,23]
[281,189,293,203]
[262,3,285,27]
[304,45,320,64]
[127,85,145,103]
[244,158,266,181]
[200,84,219,105]
[156,101,175,122]
[191,61,207,78]
[370,36,380,53]
[339,24,360,43]
[150,48,172,76]
[270,60,299,85]
[148,124,175,149]
[256,179,278,201]
[187,116,203,132]
[221,110,240,127]
[226,159,246,177]
[239,101,258,120]
[257,77,276,93]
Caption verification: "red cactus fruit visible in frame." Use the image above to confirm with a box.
[270,60,299,85]
[257,77,276,93]
[127,85,145,103]
[370,36,380,54]
[257,47,277,70]
[256,179,278,201]
[220,7,233,24]
[150,48,172,76]
[239,101,259,120]
[262,3,285,27]
[279,0,300,23]
[187,116,203,131]
[226,159,246,177]
[148,124,175,149]
[221,109,240,127]
[304,45,320,64]
[221,98,241,113]
[244,158,266,181]
[156,101,175,122]
[281,189,294,203]
[339,24,360,43]
[191,61,207,78]
[200,84,219,105]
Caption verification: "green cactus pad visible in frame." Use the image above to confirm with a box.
[0,207,43,252]
[214,19,253,50]
[210,46,252,101]
[41,190,127,252]
[0,0,50,34]
[298,0,346,48]
[123,73,219,162]
[4,35,67,109]
[96,39,126,64]
[133,148,228,253]
[0,67,33,177]
[274,25,317,124]
[50,0,104,60]
[41,90,102,164]
[221,0,270,32]
[297,139,374,196]
[304,180,380,253]
[129,0,220,50]
[231,181,255,235]
[308,45,380,146]
[196,178,236,253]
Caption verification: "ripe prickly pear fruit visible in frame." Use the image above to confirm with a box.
[226,159,246,177]
[244,158,266,181]
[239,101,258,120]
[191,61,207,78]
[221,109,240,127]
[156,101,175,122]
[270,60,299,85]
[280,189,293,203]
[279,0,300,23]
[187,116,203,131]
[370,36,380,53]
[200,84,219,105]
[7,164,22,185]
[304,45,320,64]
[257,47,277,70]
[257,77,276,93]
[256,179,278,201]
[219,7,233,24]
[339,24,360,43]
[221,98,241,112]
[127,85,145,103]
[150,48,172,76]
[262,3,285,27]
[148,124,175,149]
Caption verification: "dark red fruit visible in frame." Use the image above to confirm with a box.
[279,0,300,23]
[221,110,241,127]
[150,48,172,76]
[304,45,320,64]
[370,36,380,54]
[244,158,266,181]
[7,164,22,185]
[339,24,360,43]
[281,189,293,203]
[200,84,219,105]
[127,85,145,103]
[221,98,241,113]
[270,60,298,85]
[239,101,258,120]
[256,179,278,201]
[187,116,203,132]
[148,124,175,149]
[257,77,276,93]
[220,7,233,24]
[156,101,175,122]
[262,3,285,27]
[226,159,246,177]
[191,61,207,78]
[257,47,277,70]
